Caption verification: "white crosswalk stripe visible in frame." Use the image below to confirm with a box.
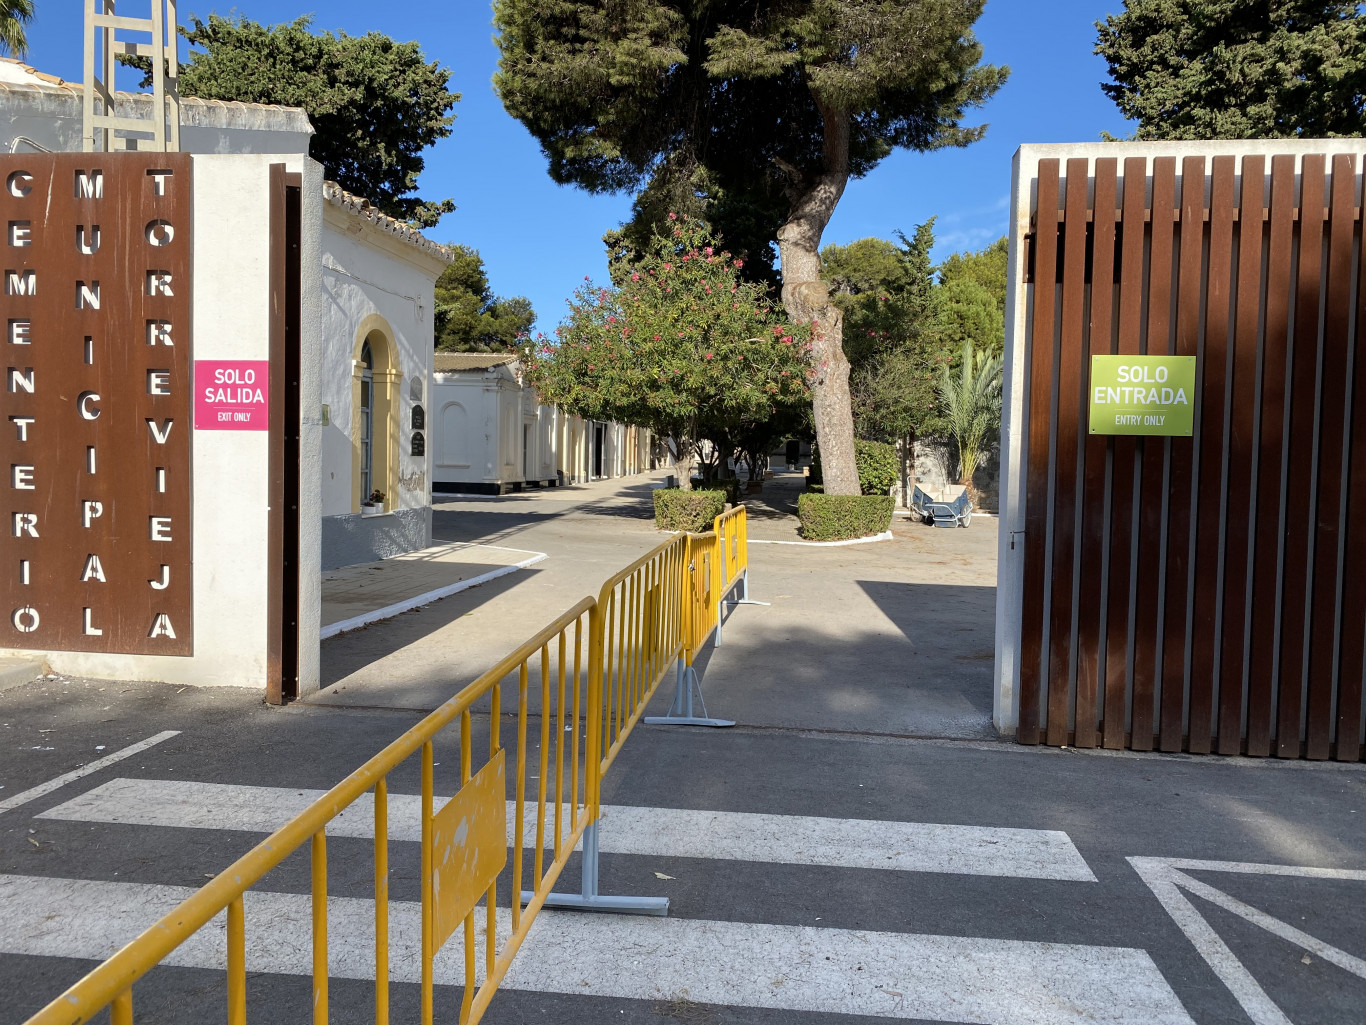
[38,777,1097,881]
[0,873,1193,1025]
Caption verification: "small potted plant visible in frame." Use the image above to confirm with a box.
[362,489,386,517]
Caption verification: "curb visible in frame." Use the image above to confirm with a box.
[750,531,894,548]
[321,552,548,640]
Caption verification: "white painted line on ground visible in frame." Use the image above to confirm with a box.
[0,873,1191,1024]
[40,778,1095,881]
[320,551,547,640]
[750,531,893,547]
[1130,857,1366,1025]
[0,732,179,815]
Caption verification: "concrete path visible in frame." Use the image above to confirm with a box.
[315,471,998,741]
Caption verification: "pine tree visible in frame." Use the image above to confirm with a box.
[494,0,1005,495]
[1096,1,1366,139]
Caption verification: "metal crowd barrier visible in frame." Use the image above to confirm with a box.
[25,510,755,1025]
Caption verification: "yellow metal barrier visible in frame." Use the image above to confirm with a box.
[25,600,598,1025]
[25,516,755,1024]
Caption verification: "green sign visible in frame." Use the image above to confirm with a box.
[1089,355,1196,436]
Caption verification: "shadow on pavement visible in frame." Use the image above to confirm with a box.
[685,580,997,740]
[317,567,541,693]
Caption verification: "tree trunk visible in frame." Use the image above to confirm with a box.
[775,102,860,496]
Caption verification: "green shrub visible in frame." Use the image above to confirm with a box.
[809,440,899,495]
[797,493,894,541]
[654,488,726,531]
[690,475,742,504]
[855,440,898,495]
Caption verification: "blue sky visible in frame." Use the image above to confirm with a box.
[19,2,1131,334]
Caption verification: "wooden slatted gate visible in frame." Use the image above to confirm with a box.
[999,145,1366,761]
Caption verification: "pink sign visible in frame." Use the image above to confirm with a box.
[194,360,270,431]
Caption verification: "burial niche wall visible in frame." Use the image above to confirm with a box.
[1,154,192,655]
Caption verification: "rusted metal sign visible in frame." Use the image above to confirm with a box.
[2,154,192,655]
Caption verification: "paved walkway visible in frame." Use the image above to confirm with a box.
[315,472,998,739]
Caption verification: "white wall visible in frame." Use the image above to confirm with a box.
[317,208,443,518]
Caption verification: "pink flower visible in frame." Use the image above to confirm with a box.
[668,212,677,220]
[654,334,661,340]
[678,332,685,337]
[587,364,595,370]
[607,316,617,323]
[663,263,672,271]
[704,246,713,256]
[704,353,714,360]
[734,259,744,268]
[631,272,640,281]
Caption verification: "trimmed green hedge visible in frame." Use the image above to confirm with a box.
[797,493,894,541]
[691,476,742,504]
[809,439,899,495]
[654,488,726,532]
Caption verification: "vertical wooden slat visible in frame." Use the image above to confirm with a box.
[1337,160,1366,763]
[1074,159,1118,749]
[1306,155,1356,759]
[1189,156,1237,754]
[1103,156,1149,749]
[1158,156,1205,751]
[1045,159,1091,746]
[1276,154,1325,758]
[1131,156,1177,751]
[1018,158,1061,746]
[1219,155,1267,755]
[1247,154,1297,757]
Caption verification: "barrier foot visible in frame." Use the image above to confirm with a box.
[528,822,669,916]
[644,664,734,728]
[526,891,670,915]
[724,569,769,607]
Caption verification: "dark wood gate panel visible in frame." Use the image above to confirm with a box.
[1017,151,1366,760]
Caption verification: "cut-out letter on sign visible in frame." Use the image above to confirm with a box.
[75,171,103,200]
[10,417,32,441]
[82,501,103,528]
[146,220,173,246]
[12,513,37,538]
[9,222,30,246]
[149,614,176,639]
[147,169,173,196]
[76,281,100,310]
[146,271,172,297]
[6,270,35,296]
[8,320,29,344]
[147,371,170,396]
[11,465,34,490]
[76,225,100,255]
[150,516,172,542]
[78,392,100,419]
[9,368,34,393]
[147,321,173,346]
[82,608,102,636]
[12,606,38,632]
[147,419,173,444]
[7,172,33,198]
[150,565,169,590]
[81,554,106,582]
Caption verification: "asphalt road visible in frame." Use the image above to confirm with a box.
[1,475,1363,1025]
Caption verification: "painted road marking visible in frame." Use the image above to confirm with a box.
[0,873,1190,1024]
[1130,857,1366,1025]
[0,732,179,815]
[40,777,1095,881]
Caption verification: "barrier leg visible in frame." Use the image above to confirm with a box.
[644,660,734,727]
[526,820,669,915]
[723,570,769,608]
